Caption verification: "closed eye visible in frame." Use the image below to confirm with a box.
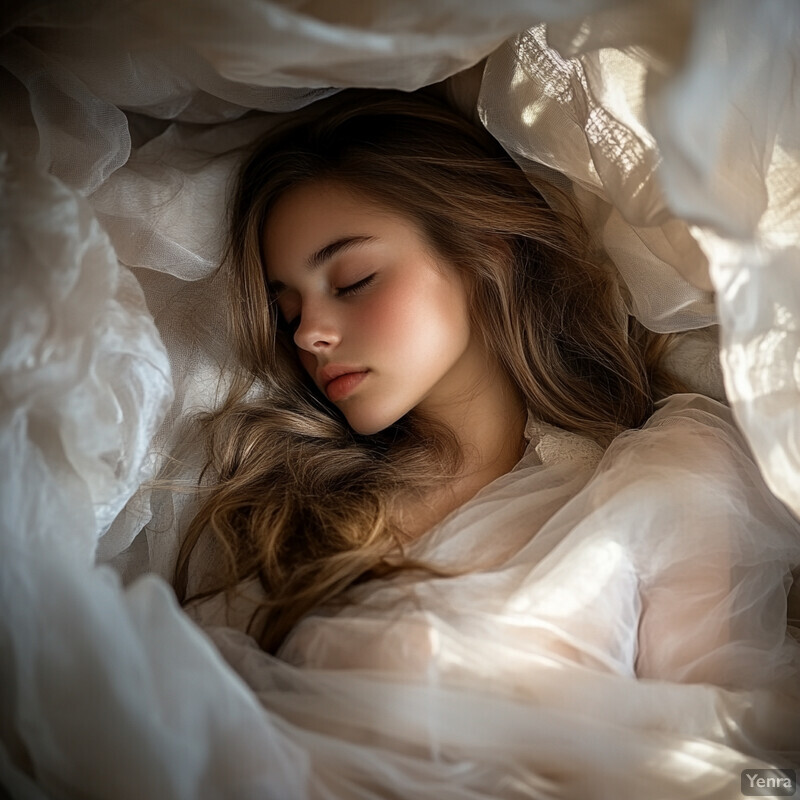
[278,273,376,333]
[335,273,376,297]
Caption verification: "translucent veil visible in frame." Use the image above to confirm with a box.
[1,2,799,798]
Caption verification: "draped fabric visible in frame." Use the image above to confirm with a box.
[2,2,799,798]
[479,2,800,515]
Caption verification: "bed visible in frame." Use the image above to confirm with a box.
[2,2,799,798]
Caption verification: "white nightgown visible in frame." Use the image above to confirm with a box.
[192,392,800,797]
[211,394,794,687]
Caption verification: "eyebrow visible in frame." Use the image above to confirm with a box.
[267,235,376,293]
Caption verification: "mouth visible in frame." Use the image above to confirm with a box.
[325,371,369,402]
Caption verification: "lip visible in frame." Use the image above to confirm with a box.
[318,364,369,401]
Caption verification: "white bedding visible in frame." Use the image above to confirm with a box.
[2,2,800,798]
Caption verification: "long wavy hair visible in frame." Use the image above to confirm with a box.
[174,89,683,654]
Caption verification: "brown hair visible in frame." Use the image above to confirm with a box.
[174,89,682,654]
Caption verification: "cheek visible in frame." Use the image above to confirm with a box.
[365,276,470,357]
[358,278,446,359]
[361,291,419,342]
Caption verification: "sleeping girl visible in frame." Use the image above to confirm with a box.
[174,90,800,706]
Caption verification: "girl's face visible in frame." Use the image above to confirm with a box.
[263,181,486,435]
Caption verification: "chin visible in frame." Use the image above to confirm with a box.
[343,408,402,436]
[347,418,393,436]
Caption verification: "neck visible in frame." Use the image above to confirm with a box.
[393,342,528,543]
[456,367,527,485]
[396,353,527,542]
[418,348,528,491]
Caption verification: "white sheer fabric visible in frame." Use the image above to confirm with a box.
[478,0,800,516]
[2,1,800,798]
[4,397,799,800]
[0,150,173,556]
[272,396,799,696]
[478,26,718,333]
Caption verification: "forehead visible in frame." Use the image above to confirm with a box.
[262,181,424,280]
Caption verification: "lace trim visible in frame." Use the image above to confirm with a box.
[525,416,606,471]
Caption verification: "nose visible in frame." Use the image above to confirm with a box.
[292,301,341,353]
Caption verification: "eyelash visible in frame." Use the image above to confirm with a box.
[335,273,376,297]
[282,273,376,331]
